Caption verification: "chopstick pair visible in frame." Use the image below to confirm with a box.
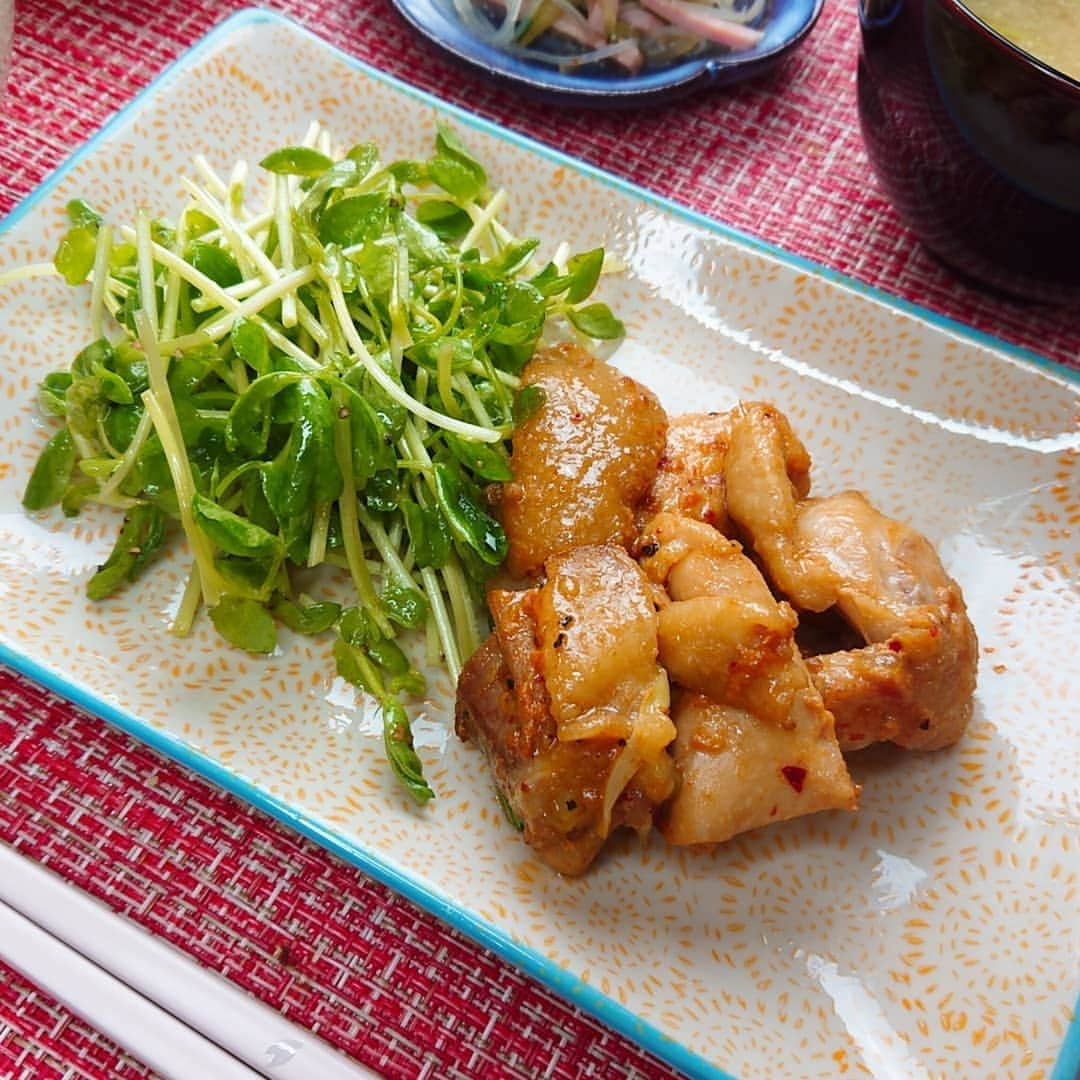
[0,842,378,1079]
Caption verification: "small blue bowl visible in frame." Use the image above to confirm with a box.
[390,0,825,106]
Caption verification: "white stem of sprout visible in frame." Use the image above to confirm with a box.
[389,238,412,371]
[453,373,495,429]
[460,188,509,254]
[601,250,627,275]
[180,177,278,284]
[307,502,331,568]
[316,291,343,360]
[121,236,320,369]
[441,552,481,663]
[488,216,550,277]
[403,421,434,474]
[324,274,500,442]
[96,406,154,501]
[355,505,420,592]
[135,210,159,335]
[172,566,203,637]
[136,311,221,609]
[332,405,394,640]
[436,345,457,419]
[227,160,248,220]
[419,565,461,681]
[160,214,187,343]
[273,174,298,328]
[193,154,230,201]
[120,225,246,312]
[69,430,97,460]
[469,362,520,390]
[494,0,525,45]
[186,267,327,348]
[195,208,274,247]
[88,224,113,342]
[189,276,264,311]
[452,0,492,35]
[0,262,59,286]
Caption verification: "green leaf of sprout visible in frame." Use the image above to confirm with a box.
[565,301,625,340]
[192,492,283,559]
[402,502,452,571]
[316,193,389,248]
[433,461,508,566]
[444,432,513,482]
[529,262,574,298]
[37,372,74,418]
[209,596,278,654]
[186,240,243,289]
[428,134,486,201]
[22,428,78,511]
[333,635,382,697]
[271,597,342,636]
[565,248,605,304]
[380,580,428,630]
[415,200,471,240]
[226,370,304,455]
[86,505,167,601]
[382,698,434,806]
[230,318,271,377]
[54,226,98,286]
[66,199,103,230]
[259,146,334,177]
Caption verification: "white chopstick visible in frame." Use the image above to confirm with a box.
[0,842,379,1080]
[0,897,260,1080]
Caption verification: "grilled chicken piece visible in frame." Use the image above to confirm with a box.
[724,403,978,751]
[636,513,857,847]
[720,402,822,604]
[493,344,668,579]
[789,493,978,751]
[455,545,676,875]
[639,412,731,533]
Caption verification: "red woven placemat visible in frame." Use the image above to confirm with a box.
[0,1,1076,1078]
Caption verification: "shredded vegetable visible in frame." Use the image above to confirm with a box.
[459,0,768,72]
[10,122,626,804]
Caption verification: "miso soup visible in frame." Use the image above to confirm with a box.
[962,0,1080,82]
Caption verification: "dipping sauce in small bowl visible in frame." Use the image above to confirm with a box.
[857,0,1080,303]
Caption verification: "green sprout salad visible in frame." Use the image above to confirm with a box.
[11,122,624,804]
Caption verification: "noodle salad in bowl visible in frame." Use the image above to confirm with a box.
[390,0,822,104]
[451,0,770,74]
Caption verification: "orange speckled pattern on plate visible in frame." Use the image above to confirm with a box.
[1,12,1078,1080]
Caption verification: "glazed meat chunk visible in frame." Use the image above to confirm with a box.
[495,344,668,578]
[639,412,732,533]
[455,544,676,875]
[724,403,978,750]
[636,513,858,847]
[788,492,978,751]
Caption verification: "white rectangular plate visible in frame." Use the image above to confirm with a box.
[1,11,1078,1079]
